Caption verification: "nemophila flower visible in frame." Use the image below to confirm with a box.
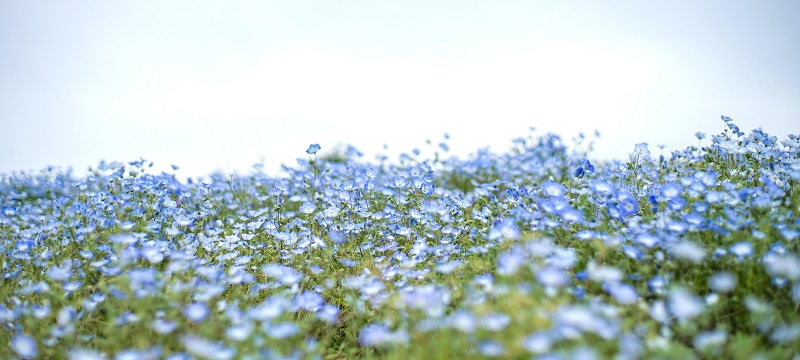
[12,333,37,359]
[115,347,163,360]
[589,180,615,198]
[659,182,683,199]
[541,180,566,197]
[669,240,706,263]
[693,329,727,354]
[58,306,77,327]
[780,228,799,241]
[667,197,686,211]
[359,324,409,347]
[621,245,645,261]
[115,311,141,326]
[769,323,800,344]
[247,295,289,321]
[764,254,800,281]
[306,144,321,155]
[47,260,73,282]
[617,334,644,360]
[181,335,236,360]
[32,302,51,319]
[226,321,254,342]
[558,207,584,224]
[141,246,164,263]
[648,300,669,324]
[536,266,570,287]
[67,348,107,360]
[573,165,585,178]
[151,318,178,335]
[496,249,526,276]
[487,219,520,241]
[316,304,340,323]
[477,340,504,357]
[293,291,324,312]
[586,261,623,283]
[583,159,595,173]
[401,285,452,317]
[265,322,299,339]
[617,194,640,217]
[184,302,210,322]
[709,272,737,293]
[668,287,705,322]
[729,241,753,259]
[553,305,619,340]
[298,202,316,215]
[448,310,477,333]
[262,264,303,285]
[480,313,511,331]
[630,142,651,162]
[1,205,17,216]
[604,281,638,305]
[634,233,659,248]
[521,332,552,354]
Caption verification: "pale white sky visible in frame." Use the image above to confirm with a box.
[2,1,798,177]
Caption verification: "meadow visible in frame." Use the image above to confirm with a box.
[1,116,799,359]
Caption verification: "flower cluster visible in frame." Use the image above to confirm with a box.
[1,117,798,359]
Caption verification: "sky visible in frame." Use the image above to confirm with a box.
[1,1,799,178]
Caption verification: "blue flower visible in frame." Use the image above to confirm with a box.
[184,303,210,323]
[11,333,37,359]
[541,181,566,197]
[660,182,683,199]
[265,322,299,339]
[583,159,595,173]
[573,166,585,178]
[477,340,505,357]
[604,281,638,305]
[618,197,639,217]
[151,318,178,334]
[729,241,753,259]
[488,219,520,241]
[306,144,321,155]
[589,180,615,198]
[359,324,409,347]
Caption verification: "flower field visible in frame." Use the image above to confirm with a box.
[2,116,799,359]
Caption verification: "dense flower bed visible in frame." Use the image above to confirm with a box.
[1,116,799,359]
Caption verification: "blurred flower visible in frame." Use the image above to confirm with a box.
[306,144,321,155]
[12,333,37,359]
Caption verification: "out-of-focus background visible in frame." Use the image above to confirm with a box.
[2,1,798,178]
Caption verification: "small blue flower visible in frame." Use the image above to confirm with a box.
[12,333,37,359]
[359,324,409,347]
[604,281,638,305]
[660,182,683,199]
[583,159,595,173]
[589,180,615,197]
[184,303,210,323]
[635,233,659,248]
[265,322,299,339]
[150,319,178,335]
[477,340,504,357]
[573,166,585,178]
[298,202,316,215]
[306,144,321,155]
[729,241,753,259]
[541,181,566,197]
[618,197,639,217]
